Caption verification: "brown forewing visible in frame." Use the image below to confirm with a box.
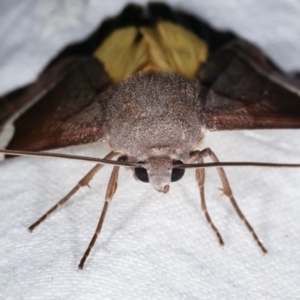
[198,40,300,131]
[0,57,89,128]
[4,57,111,151]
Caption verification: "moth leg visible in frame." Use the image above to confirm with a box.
[193,151,224,246]
[28,151,116,232]
[78,163,121,270]
[197,148,267,254]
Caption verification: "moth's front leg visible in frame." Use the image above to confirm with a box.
[189,150,224,246]
[78,155,128,269]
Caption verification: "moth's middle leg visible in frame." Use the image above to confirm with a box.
[190,148,267,253]
[28,151,116,232]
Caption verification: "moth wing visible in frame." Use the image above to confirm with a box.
[1,56,111,151]
[198,40,300,131]
[0,57,81,129]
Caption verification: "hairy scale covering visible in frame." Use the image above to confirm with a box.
[106,72,203,161]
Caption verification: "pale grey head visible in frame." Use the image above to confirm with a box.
[106,72,204,193]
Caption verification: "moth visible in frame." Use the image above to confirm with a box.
[1,3,300,269]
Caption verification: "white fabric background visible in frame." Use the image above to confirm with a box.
[0,1,300,299]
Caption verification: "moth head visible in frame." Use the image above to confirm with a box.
[134,156,185,193]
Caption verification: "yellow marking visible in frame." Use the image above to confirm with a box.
[93,21,208,83]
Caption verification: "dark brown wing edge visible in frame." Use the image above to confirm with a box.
[3,56,111,151]
[198,40,300,131]
[0,57,83,129]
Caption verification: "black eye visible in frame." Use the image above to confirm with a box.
[135,168,149,183]
[171,161,185,182]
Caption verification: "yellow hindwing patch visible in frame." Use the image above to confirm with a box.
[93,21,208,83]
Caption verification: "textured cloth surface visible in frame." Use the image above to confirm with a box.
[0,1,300,299]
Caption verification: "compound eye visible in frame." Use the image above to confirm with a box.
[135,167,149,183]
[171,161,185,182]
